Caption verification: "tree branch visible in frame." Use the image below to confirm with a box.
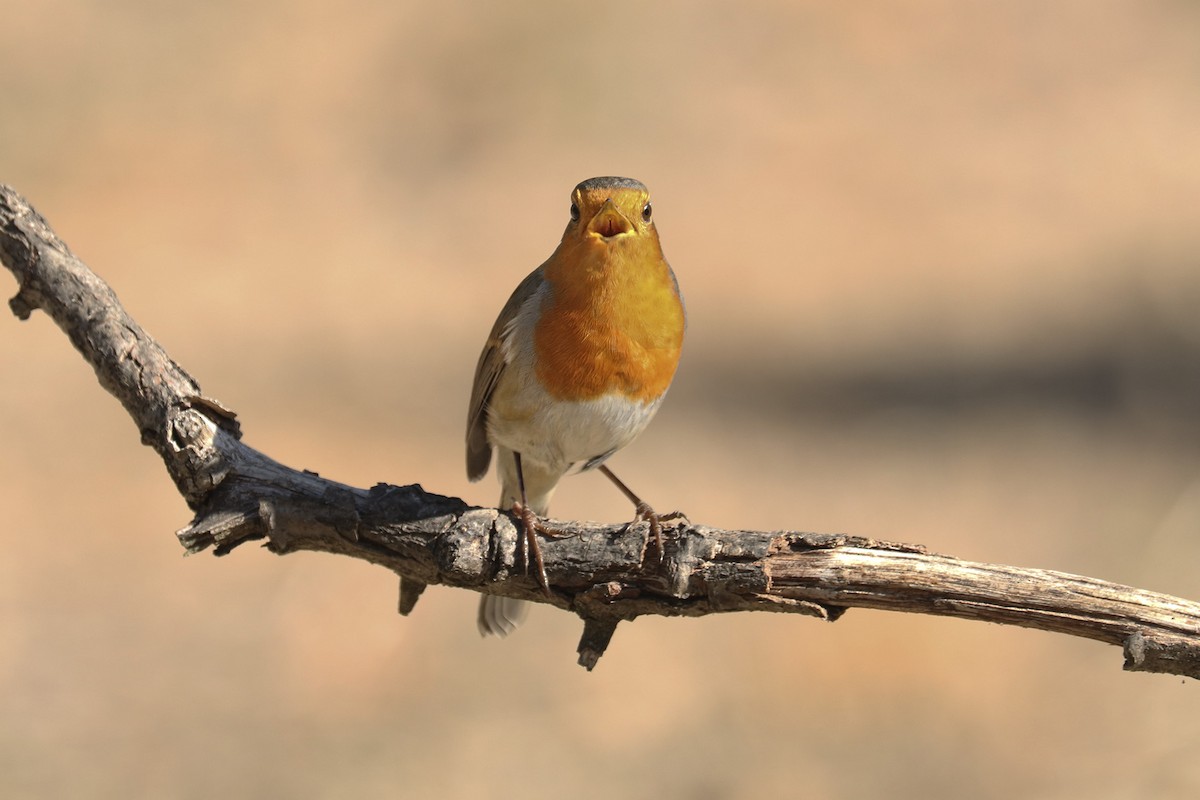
[4,183,1199,676]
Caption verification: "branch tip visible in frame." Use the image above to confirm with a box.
[577,617,620,671]
[8,291,36,320]
[398,577,427,616]
[1123,630,1200,680]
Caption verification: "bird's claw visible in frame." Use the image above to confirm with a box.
[632,504,688,564]
[512,501,552,597]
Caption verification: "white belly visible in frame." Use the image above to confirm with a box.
[487,375,662,473]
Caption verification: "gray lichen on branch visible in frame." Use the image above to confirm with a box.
[4,182,1200,675]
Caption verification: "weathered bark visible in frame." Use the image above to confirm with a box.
[4,183,1199,675]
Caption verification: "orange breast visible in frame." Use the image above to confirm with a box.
[534,242,684,404]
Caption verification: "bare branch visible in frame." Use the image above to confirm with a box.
[4,183,1199,675]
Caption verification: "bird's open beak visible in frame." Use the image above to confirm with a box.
[587,200,633,239]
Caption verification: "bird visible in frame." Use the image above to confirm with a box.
[466,176,686,637]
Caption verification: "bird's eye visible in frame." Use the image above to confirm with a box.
[569,202,580,222]
[641,202,653,222]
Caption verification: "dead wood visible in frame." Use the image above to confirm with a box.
[4,184,1198,675]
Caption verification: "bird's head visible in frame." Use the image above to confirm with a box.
[562,176,657,249]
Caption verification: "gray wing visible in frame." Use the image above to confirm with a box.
[465,266,545,481]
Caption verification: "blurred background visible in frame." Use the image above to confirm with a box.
[3,1,1200,797]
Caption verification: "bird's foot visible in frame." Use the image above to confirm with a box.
[631,503,689,564]
[512,501,552,596]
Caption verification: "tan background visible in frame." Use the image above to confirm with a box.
[4,1,1200,797]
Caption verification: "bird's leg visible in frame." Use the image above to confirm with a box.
[512,452,551,596]
[597,464,685,563]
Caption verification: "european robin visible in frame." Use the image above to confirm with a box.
[466,176,686,636]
